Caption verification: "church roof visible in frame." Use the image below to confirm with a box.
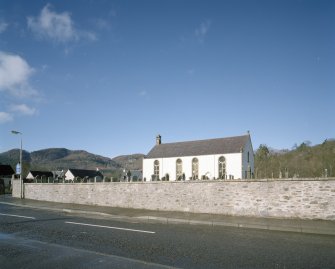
[145,134,250,159]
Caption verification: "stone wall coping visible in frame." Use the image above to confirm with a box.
[24,177,335,185]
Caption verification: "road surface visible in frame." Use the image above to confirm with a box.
[0,202,334,268]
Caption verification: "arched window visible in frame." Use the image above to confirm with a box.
[154,160,159,180]
[218,156,226,179]
[192,158,199,179]
[176,159,183,180]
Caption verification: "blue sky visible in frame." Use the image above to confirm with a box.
[0,0,334,158]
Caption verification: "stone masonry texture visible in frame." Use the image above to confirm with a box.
[12,179,335,220]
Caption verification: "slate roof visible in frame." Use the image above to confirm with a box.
[53,170,65,178]
[29,171,54,178]
[0,165,15,176]
[145,135,249,159]
[68,169,103,179]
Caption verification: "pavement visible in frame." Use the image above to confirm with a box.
[1,194,334,236]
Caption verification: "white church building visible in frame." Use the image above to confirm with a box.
[143,133,254,181]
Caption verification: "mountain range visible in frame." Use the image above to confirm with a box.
[0,148,144,176]
[1,138,334,178]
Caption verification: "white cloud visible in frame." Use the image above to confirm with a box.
[0,52,39,124]
[94,18,111,30]
[27,4,96,43]
[0,112,13,123]
[27,4,77,42]
[108,9,117,18]
[0,21,8,33]
[138,90,150,101]
[10,104,37,116]
[195,20,211,42]
[139,90,148,96]
[0,51,38,98]
[187,69,195,76]
[82,31,97,41]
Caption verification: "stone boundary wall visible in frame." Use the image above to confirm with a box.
[12,179,20,198]
[12,179,335,220]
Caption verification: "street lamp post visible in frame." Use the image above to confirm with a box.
[11,130,23,199]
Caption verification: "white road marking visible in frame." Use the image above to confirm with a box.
[0,213,36,219]
[3,233,179,269]
[65,221,156,234]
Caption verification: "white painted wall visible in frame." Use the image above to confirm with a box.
[225,153,243,179]
[241,136,254,179]
[143,153,243,181]
[26,172,34,180]
[65,170,74,181]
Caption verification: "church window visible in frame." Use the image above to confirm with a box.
[218,156,226,179]
[154,160,159,179]
[176,159,183,180]
[192,158,199,179]
[247,164,251,179]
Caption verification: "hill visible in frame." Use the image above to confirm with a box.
[1,139,334,179]
[0,148,122,176]
[255,139,335,178]
[111,154,144,171]
[30,148,120,170]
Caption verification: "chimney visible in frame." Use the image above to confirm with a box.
[156,134,161,145]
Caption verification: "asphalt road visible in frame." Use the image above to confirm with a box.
[0,203,335,269]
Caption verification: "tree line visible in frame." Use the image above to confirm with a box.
[254,139,335,178]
